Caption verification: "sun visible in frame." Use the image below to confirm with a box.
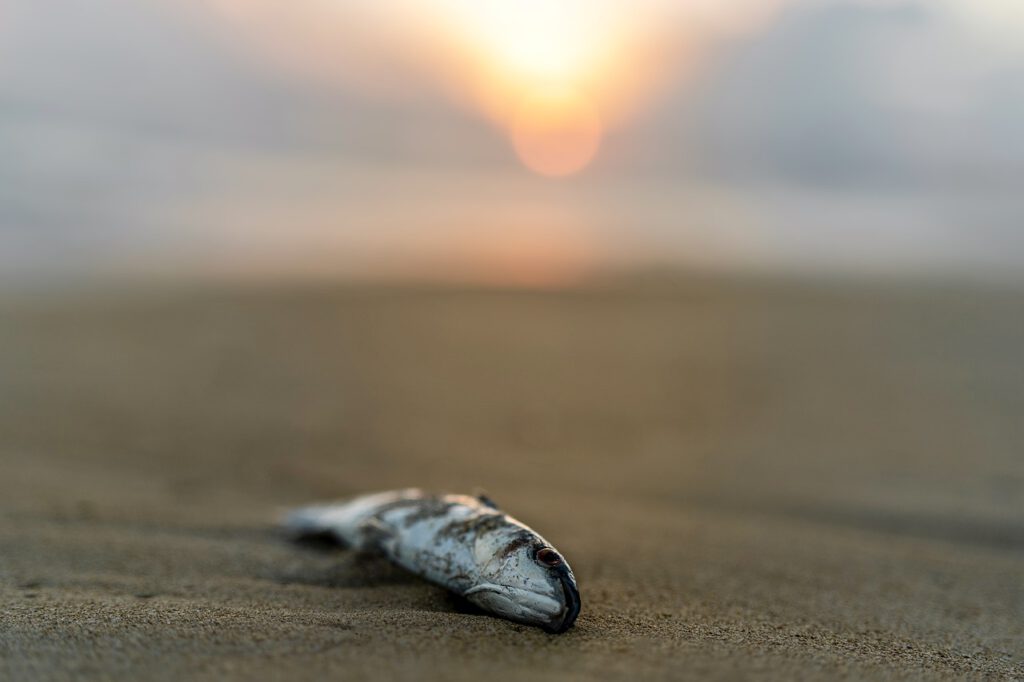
[510,87,601,177]
[432,0,629,177]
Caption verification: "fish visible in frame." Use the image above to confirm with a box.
[285,488,581,633]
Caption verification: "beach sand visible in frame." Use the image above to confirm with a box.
[1,279,1021,680]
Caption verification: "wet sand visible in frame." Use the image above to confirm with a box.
[1,279,1021,680]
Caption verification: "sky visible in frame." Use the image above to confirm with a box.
[1,0,1023,286]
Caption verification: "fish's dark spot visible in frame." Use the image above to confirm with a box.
[470,513,507,534]
[436,517,475,542]
[436,512,509,544]
[400,499,458,526]
[500,535,534,559]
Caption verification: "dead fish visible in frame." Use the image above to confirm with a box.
[285,488,581,633]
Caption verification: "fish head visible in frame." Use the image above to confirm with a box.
[465,527,581,633]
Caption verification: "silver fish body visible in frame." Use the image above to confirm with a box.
[286,489,581,633]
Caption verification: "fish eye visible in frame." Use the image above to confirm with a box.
[535,547,562,567]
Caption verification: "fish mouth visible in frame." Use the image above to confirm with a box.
[544,572,581,634]
[463,577,580,633]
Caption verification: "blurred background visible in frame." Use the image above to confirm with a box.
[2,0,1023,536]
[2,1,1024,677]
[3,0,1024,286]
[3,0,1023,529]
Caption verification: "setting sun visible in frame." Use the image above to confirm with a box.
[432,0,639,176]
[510,88,601,177]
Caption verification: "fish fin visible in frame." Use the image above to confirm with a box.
[474,489,500,510]
[463,583,504,597]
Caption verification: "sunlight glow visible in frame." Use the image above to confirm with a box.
[418,0,783,176]
[430,0,632,176]
[441,1,601,83]
[210,0,785,177]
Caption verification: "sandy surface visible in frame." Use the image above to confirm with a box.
[0,279,1021,680]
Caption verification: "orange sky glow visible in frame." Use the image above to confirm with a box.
[202,0,764,285]
[210,0,782,178]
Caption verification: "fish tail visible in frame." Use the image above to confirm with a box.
[282,488,423,548]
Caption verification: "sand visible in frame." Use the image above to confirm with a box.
[0,279,1021,680]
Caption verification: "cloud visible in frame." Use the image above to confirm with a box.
[644,0,1024,191]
